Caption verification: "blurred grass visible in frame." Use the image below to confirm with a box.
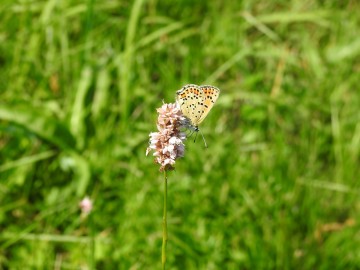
[1,0,360,269]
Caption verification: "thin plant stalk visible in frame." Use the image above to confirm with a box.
[162,171,168,270]
[89,212,95,270]
[79,197,95,269]
[146,103,186,268]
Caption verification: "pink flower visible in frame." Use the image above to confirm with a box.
[79,196,93,215]
[146,103,187,171]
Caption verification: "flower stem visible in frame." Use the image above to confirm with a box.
[162,171,168,270]
[89,212,95,270]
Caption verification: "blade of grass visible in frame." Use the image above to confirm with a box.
[297,179,359,194]
[258,10,331,27]
[0,105,76,150]
[242,11,280,41]
[120,0,145,128]
[204,49,250,85]
[83,0,95,62]
[71,152,91,196]
[0,232,110,244]
[70,65,92,149]
[136,22,184,50]
[0,150,56,172]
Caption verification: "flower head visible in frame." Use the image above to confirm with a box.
[146,102,187,171]
[79,196,93,216]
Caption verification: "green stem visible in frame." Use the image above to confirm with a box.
[83,0,94,63]
[89,212,95,270]
[121,0,145,128]
[162,171,168,270]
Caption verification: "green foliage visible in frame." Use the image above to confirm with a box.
[1,0,360,269]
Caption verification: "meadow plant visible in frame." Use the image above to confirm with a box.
[79,196,95,269]
[146,102,187,269]
[146,102,187,171]
[79,196,93,217]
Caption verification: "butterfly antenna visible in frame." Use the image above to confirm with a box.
[198,130,208,148]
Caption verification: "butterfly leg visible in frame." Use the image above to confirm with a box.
[187,129,195,138]
[193,131,198,143]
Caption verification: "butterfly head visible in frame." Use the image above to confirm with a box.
[179,115,199,131]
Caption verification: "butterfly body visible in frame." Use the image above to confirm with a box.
[176,84,220,132]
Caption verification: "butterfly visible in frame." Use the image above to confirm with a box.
[176,84,220,147]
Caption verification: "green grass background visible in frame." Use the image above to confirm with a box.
[1,0,360,269]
